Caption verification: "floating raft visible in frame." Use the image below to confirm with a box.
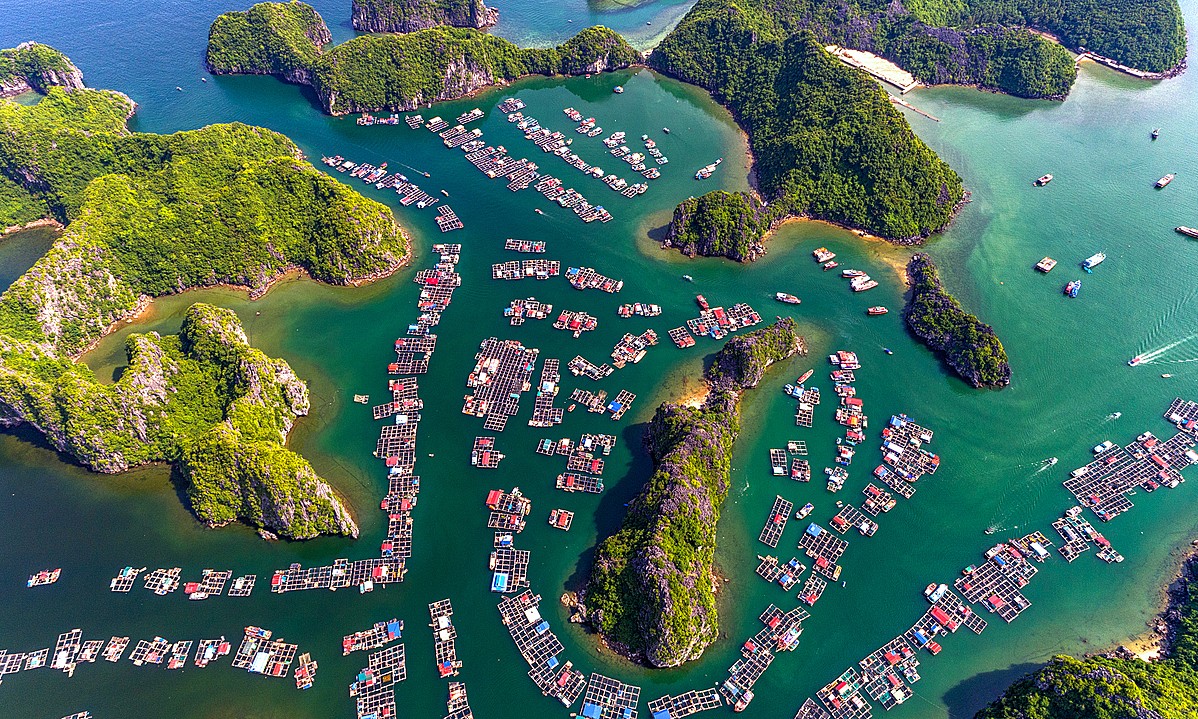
[270,557,406,593]
[795,698,832,719]
[507,297,553,326]
[350,643,407,719]
[130,637,169,667]
[872,464,916,499]
[770,448,788,476]
[758,495,793,548]
[880,414,940,482]
[485,487,531,532]
[462,338,538,432]
[831,504,876,537]
[184,568,231,599]
[195,637,230,667]
[570,388,607,414]
[610,330,657,368]
[953,543,1037,623]
[556,473,604,494]
[492,259,560,280]
[799,523,848,579]
[858,635,920,709]
[817,667,871,718]
[553,309,598,337]
[444,681,474,719]
[231,628,296,678]
[143,567,181,595]
[504,238,546,253]
[490,546,531,593]
[228,574,256,597]
[496,591,582,706]
[582,673,642,719]
[668,326,696,348]
[567,355,614,380]
[102,637,129,662]
[799,574,827,606]
[471,436,505,468]
[565,266,623,293]
[167,640,192,669]
[430,599,463,677]
[791,458,812,482]
[295,652,317,690]
[51,629,82,676]
[343,619,403,655]
[685,303,762,340]
[608,390,636,421]
[861,484,895,516]
[528,358,564,428]
[109,566,145,592]
[647,688,722,718]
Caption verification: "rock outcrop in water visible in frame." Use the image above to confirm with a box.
[585,319,804,667]
[0,44,409,538]
[0,42,83,99]
[206,2,639,115]
[351,0,498,33]
[904,253,1011,388]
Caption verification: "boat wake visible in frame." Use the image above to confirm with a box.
[1133,334,1198,365]
[1103,411,1122,422]
[1033,457,1059,473]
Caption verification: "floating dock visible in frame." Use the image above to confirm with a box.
[529,358,564,427]
[230,628,296,678]
[430,600,463,677]
[583,673,641,719]
[463,338,538,432]
[492,259,561,280]
[610,330,657,368]
[486,488,531,532]
[565,266,623,293]
[800,523,848,579]
[686,303,762,340]
[647,688,723,718]
[142,567,181,595]
[471,436,505,468]
[953,543,1037,622]
[507,297,553,326]
[567,355,614,381]
[668,326,696,348]
[344,619,403,655]
[504,238,545,253]
[496,592,582,706]
[109,566,145,592]
[556,473,605,494]
[350,643,406,719]
[800,574,827,606]
[228,574,256,597]
[444,681,474,719]
[758,495,794,548]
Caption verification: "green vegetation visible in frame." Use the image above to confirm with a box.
[351,0,498,33]
[664,191,788,262]
[654,4,965,243]
[976,557,1198,718]
[207,2,639,115]
[587,320,801,666]
[904,253,1011,387]
[919,0,1187,73]
[0,45,408,537]
[0,42,81,95]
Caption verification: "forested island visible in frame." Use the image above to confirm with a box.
[0,46,409,539]
[585,319,804,667]
[977,553,1198,718]
[351,0,499,34]
[206,1,638,115]
[904,254,1011,388]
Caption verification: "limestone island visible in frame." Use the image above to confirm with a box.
[904,253,1011,388]
[584,318,805,666]
[351,0,499,33]
[206,1,639,115]
[0,44,410,539]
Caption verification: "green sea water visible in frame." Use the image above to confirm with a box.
[1,1,1197,717]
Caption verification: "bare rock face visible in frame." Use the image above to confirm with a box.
[0,41,84,99]
[351,0,498,33]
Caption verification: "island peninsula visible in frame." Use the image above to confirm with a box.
[0,44,409,539]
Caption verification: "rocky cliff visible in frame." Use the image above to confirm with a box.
[585,320,803,667]
[904,253,1011,388]
[663,191,783,262]
[207,3,638,115]
[0,42,83,99]
[351,0,498,33]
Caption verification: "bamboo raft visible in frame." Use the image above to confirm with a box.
[758,495,793,548]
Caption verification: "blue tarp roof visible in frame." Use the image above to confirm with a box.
[806,523,823,537]
[582,703,601,719]
[491,572,509,592]
[652,711,672,719]
[387,620,402,638]
[547,656,558,669]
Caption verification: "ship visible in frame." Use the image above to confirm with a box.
[775,292,801,304]
[1033,173,1053,186]
[1082,252,1106,271]
[841,268,867,278]
[694,158,723,180]
[797,369,814,384]
[822,260,839,271]
[1152,128,1160,139]
[1035,257,1057,272]
[696,294,709,310]
[1176,226,1198,239]
[1064,279,1081,298]
[1156,173,1176,188]
[924,583,948,603]
[796,503,814,520]
[867,306,888,316]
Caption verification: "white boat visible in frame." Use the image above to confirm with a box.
[1156,173,1176,188]
[1082,252,1106,271]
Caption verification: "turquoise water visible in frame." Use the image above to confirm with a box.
[1,1,1197,718]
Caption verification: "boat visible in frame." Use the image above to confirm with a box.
[822,260,839,271]
[1046,457,1058,465]
[1064,279,1081,298]
[984,527,997,535]
[798,369,814,384]
[353,394,369,404]
[696,295,709,310]
[27,568,61,587]
[662,127,670,134]
[841,269,867,278]
[867,306,888,316]
[1162,373,1173,378]
[924,583,948,603]
[1082,252,1106,271]
[1176,226,1198,239]
[613,86,624,94]
[682,274,694,282]
[775,292,801,304]
[1035,257,1057,272]
[1156,173,1176,188]
[1152,128,1160,139]
[1128,355,1144,366]
[796,502,814,520]
[245,626,272,640]
[1033,173,1053,186]
[534,208,544,215]
[440,189,449,197]
[883,348,893,355]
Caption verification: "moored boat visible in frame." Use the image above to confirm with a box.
[798,369,814,384]
[1152,128,1160,139]
[1064,279,1081,298]
[866,306,888,316]
[775,292,800,304]
[1033,173,1053,186]
[696,294,709,310]
[1082,252,1106,271]
[1035,257,1057,272]
[1156,173,1176,188]
[1176,226,1198,239]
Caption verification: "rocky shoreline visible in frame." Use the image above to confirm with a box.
[350,0,498,33]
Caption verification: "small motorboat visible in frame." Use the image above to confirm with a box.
[883,348,893,355]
